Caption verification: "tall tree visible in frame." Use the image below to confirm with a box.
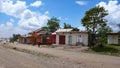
[81,6,108,34]
[81,6,108,47]
[47,17,60,32]
[63,23,73,29]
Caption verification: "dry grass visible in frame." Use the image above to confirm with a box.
[3,45,57,58]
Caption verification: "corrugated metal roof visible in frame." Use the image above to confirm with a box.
[22,34,32,37]
[55,29,73,32]
[34,28,42,33]
[52,32,56,34]
[29,28,49,34]
[107,33,118,35]
[52,29,88,34]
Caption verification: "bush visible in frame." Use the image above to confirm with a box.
[92,44,119,53]
[118,39,120,46]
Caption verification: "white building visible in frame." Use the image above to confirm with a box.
[107,33,119,45]
[53,29,88,46]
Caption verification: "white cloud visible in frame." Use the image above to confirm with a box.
[0,0,50,38]
[0,0,27,18]
[75,0,87,6]
[44,11,49,15]
[30,0,42,7]
[18,10,49,30]
[0,18,29,38]
[0,19,14,38]
[97,0,120,32]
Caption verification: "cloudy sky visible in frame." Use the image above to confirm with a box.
[0,0,120,38]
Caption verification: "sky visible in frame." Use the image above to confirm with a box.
[0,0,120,38]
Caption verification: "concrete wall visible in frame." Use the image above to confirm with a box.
[82,33,88,46]
[55,32,88,46]
[56,35,59,45]
[108,35,119,45]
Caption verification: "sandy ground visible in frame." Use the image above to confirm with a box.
[0,43,92,68]
[0,42,120,68]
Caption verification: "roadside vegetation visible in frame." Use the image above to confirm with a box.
[81,6,120,56]
[85,44,120,56]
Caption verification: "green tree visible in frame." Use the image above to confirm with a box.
[10,34,21,42]
[41,26,50,32]
[47,17,60,32]
[63,23,73,29]
[72,28,79,31]
[81,6,108,47]
[63,23,79,31]
[98,26,112,43]
[81,6,108,34]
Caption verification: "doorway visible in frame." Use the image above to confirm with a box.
[59,35,65,44]
[68,35,72,45]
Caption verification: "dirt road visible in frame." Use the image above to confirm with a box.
[0,43,93,68]
[0,42,120,68]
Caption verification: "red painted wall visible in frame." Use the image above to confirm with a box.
[51,34,56,44]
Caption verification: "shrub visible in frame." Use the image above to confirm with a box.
[92,44,119,53]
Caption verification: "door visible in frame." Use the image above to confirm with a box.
[42,35,47,45]
[26,38,30,44]
[78,35,82,43]
[59,35,65,44]
[68,35,72,45]
[24,38,27,43]
[51,34,56,44]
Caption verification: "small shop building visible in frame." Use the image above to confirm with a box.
[19,28,51,45]
[51,29,88,46]
[107,33,119,45]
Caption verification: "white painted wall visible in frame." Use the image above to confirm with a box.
[108,35,118,45]
[55,32,88,46]
[56,35,59,45]
[65,35,69,44]
[82,34,88,46]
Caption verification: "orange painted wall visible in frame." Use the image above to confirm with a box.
[19,34,52,45]
[36,35,42,43]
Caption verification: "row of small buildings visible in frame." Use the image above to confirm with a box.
[19,28,120,46]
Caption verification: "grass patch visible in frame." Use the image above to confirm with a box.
[85,44,120,57]
[3,45,57,58]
